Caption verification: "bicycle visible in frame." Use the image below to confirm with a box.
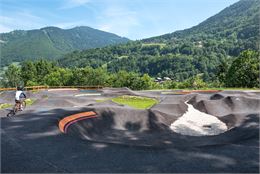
[7,99,26,117]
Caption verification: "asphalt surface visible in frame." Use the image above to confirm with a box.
[1,88,259,173]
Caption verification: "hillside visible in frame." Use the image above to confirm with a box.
[59,0,260,82]
[144,0,259,53]
[0,26,129,66]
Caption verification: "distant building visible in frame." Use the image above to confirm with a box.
[163,77,171,81]
[197,41,203,48]
[154,77,172,83]
[156,77,162,81]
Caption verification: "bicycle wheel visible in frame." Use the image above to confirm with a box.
[7,110,15,117]
[13,103,20,113]
[21,100,26,110]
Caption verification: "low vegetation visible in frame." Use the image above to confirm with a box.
[0,103,12,110]
[112,95,158,109]
[25,98,36,106]
[95,98,111,102]
[0,99,35,110]
[0,50,259,90]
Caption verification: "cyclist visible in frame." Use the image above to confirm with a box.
[15,86,26,111]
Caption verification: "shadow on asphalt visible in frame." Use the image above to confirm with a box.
[1,107,259,173]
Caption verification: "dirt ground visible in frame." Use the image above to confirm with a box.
[1,88,259,173]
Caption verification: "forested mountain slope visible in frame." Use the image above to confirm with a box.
[0,26,129,66]
[59,0,260,82]
[145,0,259,54]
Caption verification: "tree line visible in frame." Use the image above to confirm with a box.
[1,50,259,90]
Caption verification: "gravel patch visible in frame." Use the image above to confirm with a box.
[170,101,228,136]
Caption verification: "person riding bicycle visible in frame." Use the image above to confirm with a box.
[15,86,26,111]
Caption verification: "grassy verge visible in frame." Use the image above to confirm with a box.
[0,103,12,110]
[31,90,40,93]
[179,87,260,90]
[95,98,111,102]
[112,95,158,109]
[25,98,36,106]
[147,87,260,91]
[0,99,36,110]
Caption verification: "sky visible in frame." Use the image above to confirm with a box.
[0,0,239,40]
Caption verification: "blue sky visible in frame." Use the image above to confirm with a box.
[0,0,239,40]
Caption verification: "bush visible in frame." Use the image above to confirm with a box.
[163,81,177,89]
[225,50,259,88]
[176,75,207,89]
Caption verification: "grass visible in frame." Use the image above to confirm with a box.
[147,87,260,91]
[95,98,111,102]
[111,95,158,109]
[206,87,260,90]
[31,90,40,93]
[25,98,36,106]
[0,103,12,110]
[0,98,35,110]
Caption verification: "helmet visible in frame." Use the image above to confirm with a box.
[17,86,23,90]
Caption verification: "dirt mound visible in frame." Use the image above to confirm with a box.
[64,107,173,147]
[189,94,260,116]
[102,87,139,96]
[210,93,224,100]
[62,91,259,147]
[151,103,187,117]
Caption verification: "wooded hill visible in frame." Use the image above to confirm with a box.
[59,0,260,82]
[0,26,129,66]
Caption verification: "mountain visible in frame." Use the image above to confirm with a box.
[59,0,260,81]
[0,26,129,66]
[144,0,259,52]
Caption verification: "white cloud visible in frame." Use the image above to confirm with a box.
[54,21,85,29]
[0,11,45,33]
[60,0,91,9]
[0,24,12,33]
[96,6,140,37]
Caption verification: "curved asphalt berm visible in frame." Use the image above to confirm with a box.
[1,88,259,173]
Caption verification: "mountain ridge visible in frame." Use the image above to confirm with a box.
[144,0,259,45]
[59,0,260,82]
[0,26,130,66]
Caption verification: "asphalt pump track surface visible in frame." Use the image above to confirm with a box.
[1,88,259,173]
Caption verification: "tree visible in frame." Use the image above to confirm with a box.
[35,60,56,84]
[3,64,22,87]
[89,67,109,86]
[192,75,207,89]
[109,70,130,88]
[225,50,259,88]
[21,61,37,86]
[177,74,207,89]
[44,68,72,86]
[216,59,229,86]
[140,74,153,90]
